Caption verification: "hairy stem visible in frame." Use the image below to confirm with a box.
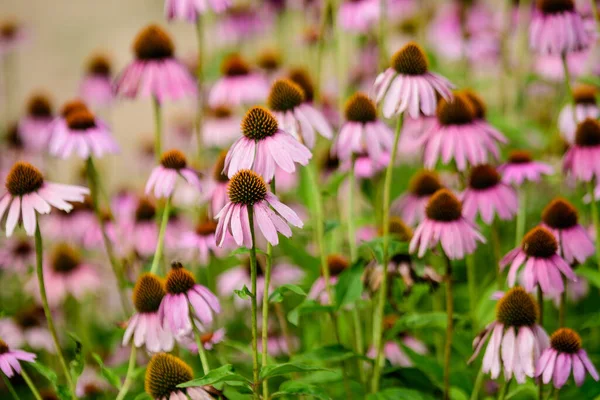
[149,196,171,275]
[152,96,162,163]
[247,206,260,399]
[115,346,137,400]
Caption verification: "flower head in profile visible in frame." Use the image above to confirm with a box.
[535,328,599,388]
[500,226,577,294]
[309,254,349,304]
[392,170,443,226]
[223,107,311,181]
[0,339,36,378]
[563,118,600,182]
[123,273,174,353]
[145,353,213,400]
[468,287,549,383]
[79,53,114,108]
[0,20,27,55]
[257,48,282,76]
[498,150,553,186]
[114,24,196,103]
[409,189,485,259]
[268,79,332,148]
[0,236,35,272]
[165,0,231,22]
[373,41,454,119]
[203,106,241,148]
[0,162,89,236]
[204,151,230,217]
[541,198,594,264]
[146,150,201,199]
[179,218,220,265]
[558,85,599,144]
[159,262,221,337]
[18,93,54,152]
[216,170,303,247]
[367,316,428,367]
[209,54,268,108]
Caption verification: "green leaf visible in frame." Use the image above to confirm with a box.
[385,312,449,338]
[321,171,348,198]
[234,285,253,300]
[229,247,266,256]
[29,361,58,386]
[92,353,122,389]
[360,238,409,264]
[287,300,334,326]
[67,332,84,381]
[269,284,307,303]
[271,381,332,399]
[576,267,600,289]
[293,345,361,363]
[177,364,251,388]
[334,261,364,309]
[324,220,340,235]
[367,388,436,400]
[133,393,153,400]
[260,363,328,380]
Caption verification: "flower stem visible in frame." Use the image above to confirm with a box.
[442,252,454,400]
[537,286,544,327]
[491,218,502,289]
[194,15,204,161]
[465,252,477,334]
[21,368,43,400]
[587,181,600,271]
[1,371,19,400]
[152,96,162,163]
[247,206,260,399]
[314,0,332,101]
[149,196,171,275]
[498,378,512,400]
[347,158,357,261]
[561,53,573,101]
[34,223,76,399]
[352,307,366,384]
[192,323,211,374]
[559,278,567,328]
[377,0,387,69]
[515,188,526,248]
[371,115,403,393]
[261,243,273,398]
[469,368,484,400]
[115,346,137,400]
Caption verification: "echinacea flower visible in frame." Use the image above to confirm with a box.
[338,0,379,33]
[268,79,332,148]
[0,20,27,55]
[257,48,282,77]
[368,316,428,367]
[0,236,35,272]
[535,328,599,388]
[114,24,196,103]
[563,118,600,182]
[0,162,89,236]
[179,219,220,265]
[309,254,349,304]
[461,90,507,151]
[165,0,231,22]
[342,152,390,179]
[462,164,518,224]
[223,107,311,181]
[530,0,592,55]
[208,54,268,108]
[2,307,54,353]
[216,5,268,44]
[373,42,453,119]
[497,150,554,186]
[204,152,229,217]
[215,169,303,247]
[409,189,485,259]
[79,53,114,108]
[468,287,549,383]
[18,93,54,152]
[145,353,214,400]
[501,226,577,294]
[123,273,174,353]
[258,334,299,357]
[541,198,594,264]
[159,262,221,337]
[203,106,241,148]
[392,170,444,226]
[76,368,112,398]
[114,197,160,257]
[146,150,201,199]
[558,85,599,144]
[0,339,36,378]
[332,92,393,161]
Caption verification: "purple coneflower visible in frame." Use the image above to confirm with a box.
[342,152,390,179]
[79,54,114,108]
[268,79,332,148]
[257,49,282,78]
[338,0,380,33]
[409,189,485,259]
[203,106,241,148]
[468,287,549,383]
[114,24,196,102]
[563,118,600,182]
[462,164,518,224]
[530,0,592,55]
[18,93,54,152]
[223,107,311,181]
[535,328,598,388]
[179,219,220,265]
[0,339,36,378]
[373,42,453,119]
[332,92,393,161]
[368,316,428,367]
[76,368,112,398]
[165,0,231,22]
[123,273,174,353]
[208,54,268,108]
[258,334,299,357]
[0,20,27,55]
[462,90,507,150]
[308,255,349,304]
[114,197,162,257]
[204,152,229,217]
[558,85,599,144]
[0,236,35,272]
[392,170,444,226]
[541,198,594,264]
[498,150,554,186]
[146,150,201,199]
[5,307,54,353]
[501,226,577,294]
[145,353,214,400]
[0,162,89,236]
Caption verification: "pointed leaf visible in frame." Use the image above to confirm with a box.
[260,363,328,380]
[177,364,251,388]
[92,353,122,389]
[271,381,332,399]
[269,284,307,303]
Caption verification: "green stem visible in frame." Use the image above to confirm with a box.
[152,96,162,163]
[470,368,484,400]
[466,252,477,334]
[515,189,526,248]
[371,115,403,393]
[1,372,19,400]
[538,286,544,327]
[195,15,204,161]
[377,0,387,69]
[559,278,567,327]
[34,223,76,399]
[347,158,357,261]
[193,323,211,374]
[262,241,273,398]
[149,197,171,275]
[247,206,260,399]
[443,252,454,400]
[352,307,366,384]
[498,379,512,400]
[588,181,600,270]
[115,346,137,400]
[561,52,573,101]
[21,368,43,400]
[314,0,332,101]
[491,219,502,289]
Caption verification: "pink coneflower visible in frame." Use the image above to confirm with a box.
[165,0,230,22]
[179,219,220,265]
[0,20,27,55]
[42,197,96,245]
[0,307,54,353]
[368,317,428,367]
[0,339,36,378]
[208,54,268,108]
[79,54,114,108]
[258,333,299,357]
[534,50,589,82]
[114,25,196,103]
[0,162,89,237]
[468,287,549,383]
[541,198,594,264]
[373,42,453,119]
[309,255,349,304]
[123,273,174,353]
[115,197,160,257]
[392,170,444,226]
[145,150,201,199]
[501,226,577,294]
[558,85,599,144]
[223,107,311,181]
[268,79,332,148]
[257,49,282,78]
[343,152,390,179]
[497,150,554,186]
[462,164,518,224]
[462,90,507,150]
[332,93,393,161]
[398,114,436,155]
[204,152,230,217]
[145,353,214,400]
[76,368,112,398]
[159,262,221,337]
[0,236,35,272]
[409,189,485,259]
[203,106,241,148]
[217,5,268,44]
[216,170,303,247]
[535,328,598,388]
[18,94,54,152]
[563,118,600,182]
[530,0,592,55]
[338,0,379,33]
[48,105,119,159]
